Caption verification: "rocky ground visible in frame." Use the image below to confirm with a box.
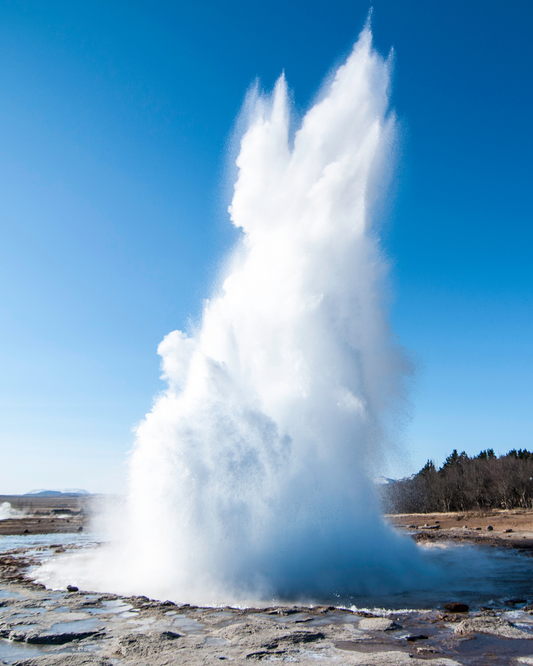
[3,544,533,665]
[0,497,92,537]
[386,510,533,550]
[3,510,533,664]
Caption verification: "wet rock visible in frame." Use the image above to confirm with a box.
[114,630,182,658]
[266,606,328,616]
[481,607,498,615]
[266,631,325,647]
[358,617,402,631]
[329,651,461,665]
[443,602,469,613]
[24,628,105,644]
[8,630,27,641]
[128,595,149,606]
[246,650,286,659]
[11,656,113,665]
[435,612,465,622]
[312,605,335,614]
[454,615,533,639]
[245,631,325,659]
[405,634,429,641]
[417,646,441,654]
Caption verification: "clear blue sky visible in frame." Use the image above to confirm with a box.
[0,1,531,493]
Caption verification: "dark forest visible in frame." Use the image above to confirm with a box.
[384,449,533,513]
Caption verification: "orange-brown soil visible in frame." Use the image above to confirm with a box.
[386,509,533,549]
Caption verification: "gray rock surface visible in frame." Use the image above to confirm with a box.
[454,615,533,639]
[338,653,461,666]
[358,617,402,631]
[2,542,533,665]
[12,658,112,666]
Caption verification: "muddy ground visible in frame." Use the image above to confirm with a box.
[3,508,533,664]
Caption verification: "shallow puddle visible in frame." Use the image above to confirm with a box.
[171,615,205,632]
[85,601,134,615]
[0,638,48,664]
[47,618,102,633]
[450,635,533,665]
[0,591,18,600]
[9,623,40,632]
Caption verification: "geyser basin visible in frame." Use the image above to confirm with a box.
[48,24,433,604]
[35,539,533,612]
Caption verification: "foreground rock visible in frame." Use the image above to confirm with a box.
[3,545,533,665]
[387,509,533,550]
[358,617,401,631]
[454,615,533,639]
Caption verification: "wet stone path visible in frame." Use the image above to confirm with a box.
[3,546,533,665]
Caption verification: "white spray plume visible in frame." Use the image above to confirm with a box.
[0,502,27,520]
[37,25,430,604]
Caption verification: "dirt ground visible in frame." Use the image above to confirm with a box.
[0,495,92,536]
[3,497,533,547]
[386,509,533,550]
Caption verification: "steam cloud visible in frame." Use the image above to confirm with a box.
[0,502,27,520]
[38,25,430,604]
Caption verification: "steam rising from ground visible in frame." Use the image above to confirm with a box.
[0,502,27,520]
[40,25,431,604]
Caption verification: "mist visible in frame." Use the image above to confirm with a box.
[37,25,431,605]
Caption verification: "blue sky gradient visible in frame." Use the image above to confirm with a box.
[1,0,532,492]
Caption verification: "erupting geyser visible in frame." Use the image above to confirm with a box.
[41,24,431,604]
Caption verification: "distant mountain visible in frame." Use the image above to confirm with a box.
[25,489,90,497]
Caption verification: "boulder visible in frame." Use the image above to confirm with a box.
[358,617,402,631]
[443,603,469,613]
[455,616,533,639]
[405,634,429,641]
[114,630,182,658]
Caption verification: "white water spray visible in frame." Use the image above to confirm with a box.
[39,25,430,604]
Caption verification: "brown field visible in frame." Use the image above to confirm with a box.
[0,494,94,535]
[386,508,533,549]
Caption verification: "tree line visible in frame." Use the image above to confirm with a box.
[383,448,533,513]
